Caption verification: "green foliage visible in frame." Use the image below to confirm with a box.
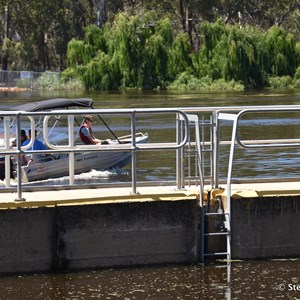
[64,13,300,91]
[2,0,300,77]
[167,72,202,91]
[37,73,61,90]
[61,79,84,91]
[268,75,293,88]
[168,32,192,79]
[265,26,298,76]
[33,72,61,90]
[294,66,300,80]
[66,11,177,90]
[167,72,244,91]
[194,21,266,88]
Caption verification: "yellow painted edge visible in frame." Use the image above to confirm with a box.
[0,192,198,209]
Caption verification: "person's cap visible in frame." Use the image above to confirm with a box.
[84,114,94,121]
[20,129,26,136]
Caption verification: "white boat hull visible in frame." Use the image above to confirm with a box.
[22,134,148,182]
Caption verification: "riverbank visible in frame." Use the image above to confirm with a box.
[0,87,29,92]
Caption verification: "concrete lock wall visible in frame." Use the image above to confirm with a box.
[1,193,300,275]
[231,196,300,259]
[0,199,200,275]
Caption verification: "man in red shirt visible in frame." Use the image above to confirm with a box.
[79,115,110,145]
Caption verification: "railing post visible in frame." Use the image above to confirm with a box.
[15,113,25,201]
[68,115,75,185]
[176,114,184,189]
[4,116,11,187]
[212,111,220,188]
[131,111,137,194]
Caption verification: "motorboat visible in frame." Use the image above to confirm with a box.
[0,98,148,182]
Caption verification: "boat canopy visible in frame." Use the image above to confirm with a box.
[12,98,93,112]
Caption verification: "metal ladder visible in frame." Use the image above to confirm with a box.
[184,114,231,263]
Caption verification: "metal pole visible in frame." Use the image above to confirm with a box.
[15,114,25,201]
[225,114,238,262]
[212,112,220,188]
[68,115,75,185]
[4,116,11,187]
[176,114,182,189]
[178,117,186,189]
[131,111,137,194]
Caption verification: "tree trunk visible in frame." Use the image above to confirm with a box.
[94,0,106,27]
[2,4,9,71]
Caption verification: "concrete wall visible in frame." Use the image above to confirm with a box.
[1,194,300,275]
[0,199,200,275]
[231,196,300,259]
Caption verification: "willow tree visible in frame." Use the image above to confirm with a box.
[141,17,174,89]
[65,11,177,90]
[168,32,192,79]
[194,21,266,88]
[265,26,298,77]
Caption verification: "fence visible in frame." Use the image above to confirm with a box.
[0,70,60,90]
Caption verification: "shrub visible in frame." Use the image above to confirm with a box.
[33,72,61,90]
[167,72,244,91]
[268,75,293,88]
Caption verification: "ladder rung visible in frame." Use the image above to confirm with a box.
[184,148,212,153]
[197,122,213,127]
[204,232,229,236]
[201,150,213,154]
[205,212,229,216]
[204,252,228,256]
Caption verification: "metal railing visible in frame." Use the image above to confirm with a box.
[2,104,300,201]
[0,108,189,200]
[216,106,300,201]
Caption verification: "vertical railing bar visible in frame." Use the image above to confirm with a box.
[225,115,238,262]
[209,115,214,187]
[4,116,11,187]
[15,113,24,201]
[68,115,75,185]
[213,112,220,188]
[194,121,197,185]
[181,118,185,188]
[131,111,137,194]
[176,115,185,189]
[188,122,192,186]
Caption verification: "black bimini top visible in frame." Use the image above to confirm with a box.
[12,98,93,112]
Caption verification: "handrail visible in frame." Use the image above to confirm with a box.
[2,104,300,202]
[0,108,190,200]
[216,106,300,203]
[41,109,189,150]
[236,108,300,148]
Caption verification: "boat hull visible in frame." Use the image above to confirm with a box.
[22,134,148,182]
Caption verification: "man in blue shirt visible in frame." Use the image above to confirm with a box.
[22,129,47,162]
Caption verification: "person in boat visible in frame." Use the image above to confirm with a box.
[10,129,28,147]
[79,115,110,145]
[22,129,47,163]
[22,129,47,151]
[9,129,29,166]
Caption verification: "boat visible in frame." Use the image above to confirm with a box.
[0,98,148,182]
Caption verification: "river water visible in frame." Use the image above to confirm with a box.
[2,89,300,186]
[0,89,300,299]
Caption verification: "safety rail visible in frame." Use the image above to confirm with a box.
[0,108,189,201]
[213,106,300,262]
[2,104,300,202]
[217,106,300,199]
[236,107,300,148]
